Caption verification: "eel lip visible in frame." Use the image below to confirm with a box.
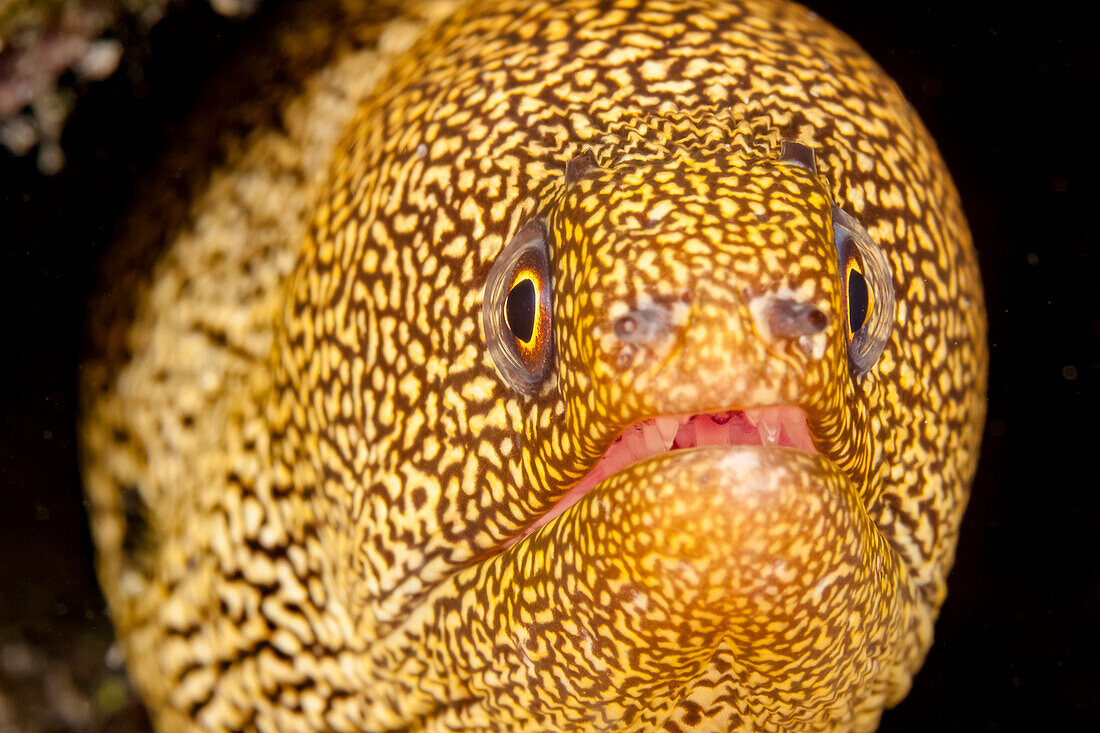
[506,406,817,548]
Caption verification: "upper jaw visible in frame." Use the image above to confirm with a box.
[507,405,819,548]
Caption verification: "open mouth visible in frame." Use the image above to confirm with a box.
[509,406,817,547]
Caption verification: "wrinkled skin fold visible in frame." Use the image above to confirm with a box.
[79,0,987,730]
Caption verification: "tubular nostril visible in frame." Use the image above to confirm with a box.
[613,315,639,338]
[564,149,597,185]
[612,306,671,345]
[763,298,830,338]
[778,140,818,175]
[806,308,828,332]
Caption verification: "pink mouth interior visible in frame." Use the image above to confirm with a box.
[508,406,816,547]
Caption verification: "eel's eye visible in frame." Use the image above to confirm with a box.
[483,219,553,392]
[832,206,896,375]
[506,278,537,342]
[504,263,551,369]
[845,258,870,334]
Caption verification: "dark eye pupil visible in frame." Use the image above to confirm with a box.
[506,279,537,343]
[847,267,869,333]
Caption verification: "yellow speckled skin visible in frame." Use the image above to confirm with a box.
[80,0,987,730]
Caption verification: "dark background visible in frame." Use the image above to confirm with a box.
[1,0,1096,730]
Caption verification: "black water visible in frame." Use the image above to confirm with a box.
[1,1,1095,730]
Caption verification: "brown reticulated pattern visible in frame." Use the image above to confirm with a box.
[82,0,987,730]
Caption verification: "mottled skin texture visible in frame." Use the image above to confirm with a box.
[80,0,987,731]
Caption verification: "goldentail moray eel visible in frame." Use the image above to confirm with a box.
[79,0,988,730]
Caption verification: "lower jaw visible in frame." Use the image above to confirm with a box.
[409,447,895,732]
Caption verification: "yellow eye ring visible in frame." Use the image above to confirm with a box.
[832,205,895,376]
[844,256,873,336]
[506,271,539,345]
[483,219,554,392]
[505,264,551,371]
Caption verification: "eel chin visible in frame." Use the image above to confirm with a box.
[382,439,914,729]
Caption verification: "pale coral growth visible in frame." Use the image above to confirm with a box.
[0,0,259,173]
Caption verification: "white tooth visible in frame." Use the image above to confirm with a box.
[778,408,804,449]
[626,426,647,458]
[655,417,679,448]
[674,420,696,448]
[757,409,781,446]
[785,410,818,452]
